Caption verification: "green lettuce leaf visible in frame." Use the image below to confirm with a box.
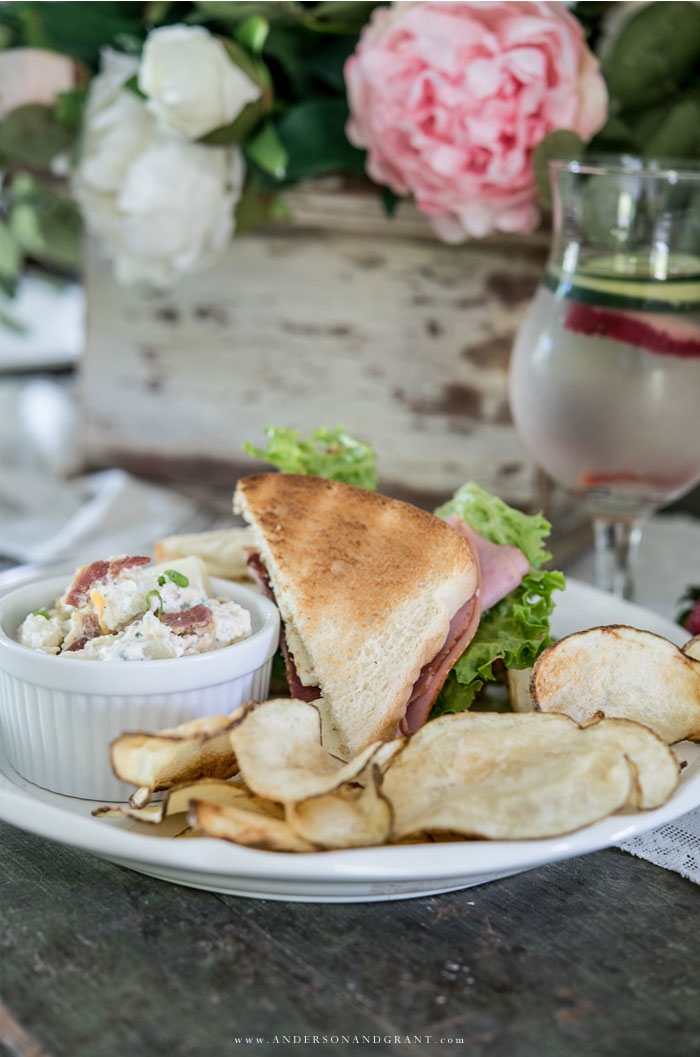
[432,482,565,717]
[244,425,377,490]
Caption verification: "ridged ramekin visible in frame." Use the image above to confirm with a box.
[0,573,279,801]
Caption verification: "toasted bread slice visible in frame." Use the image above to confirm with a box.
[234,474,477,758]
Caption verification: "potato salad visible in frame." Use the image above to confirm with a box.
[17,556,252,660]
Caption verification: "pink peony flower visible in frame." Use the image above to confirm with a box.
[345,1,608,240]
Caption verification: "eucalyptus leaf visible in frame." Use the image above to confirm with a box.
[602,1,700,110]
[8,183,81,272]
[532,129,585,207]
[0,104,72,168]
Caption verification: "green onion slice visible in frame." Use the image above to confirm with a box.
[33,609,51,620]
[145,590,163,618]
[158,569,189,587]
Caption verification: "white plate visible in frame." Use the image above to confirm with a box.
[1,578,698,902]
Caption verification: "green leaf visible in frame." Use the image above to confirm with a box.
[55,86,88,132]
[275,98,366,184]
[432,482,565,718]
[588,114,640,154]
[602,1,700,110]
[643,99,700,158]
[236,15,270,54]
[0,221,21,285]
[531,129,585,208]
[431,568,565,718]
[244,426,378,490]
[381,186,402,218]
[144,1,174,25]
[435,482,556,570]
[235,187,290,232]
[0,103,71,168]
[8,176,82,272]
[12,2,145,66]
[245,121,288,177]
[195,2,303,24]
[301,2,382,34]
[304,31,359,91]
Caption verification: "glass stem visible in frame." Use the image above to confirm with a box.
[593,517,644,601]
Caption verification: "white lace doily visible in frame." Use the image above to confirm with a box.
[617,807,700,884]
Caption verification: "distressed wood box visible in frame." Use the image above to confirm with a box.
[80,184,549,509]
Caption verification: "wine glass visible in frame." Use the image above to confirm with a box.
[509,157,700,600]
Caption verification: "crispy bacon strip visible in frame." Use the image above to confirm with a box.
[160,605,212,634]
[64,556,151,607]
[64,612,102,652]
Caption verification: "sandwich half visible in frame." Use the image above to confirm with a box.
[234,473,480,758]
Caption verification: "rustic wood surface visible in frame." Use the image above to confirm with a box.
[2,820,698,1057]
[80,189,548,509]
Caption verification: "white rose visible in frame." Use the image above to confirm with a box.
[138,24,261,140]
[74,48,243,287]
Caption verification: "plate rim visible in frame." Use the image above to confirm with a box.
[1,577,697,891]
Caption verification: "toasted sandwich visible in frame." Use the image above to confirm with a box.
[234,473,530,758]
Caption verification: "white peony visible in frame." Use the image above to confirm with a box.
[73,48,243,287]
[138,24,261,140]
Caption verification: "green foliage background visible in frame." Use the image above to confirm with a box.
[0,1,698,293]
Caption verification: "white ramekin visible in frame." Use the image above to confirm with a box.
[0,573,280,801]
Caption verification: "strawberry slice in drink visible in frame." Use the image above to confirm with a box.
[564,301,700,359]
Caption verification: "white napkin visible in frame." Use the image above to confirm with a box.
[0,468,205,565]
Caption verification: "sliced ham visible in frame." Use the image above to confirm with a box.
[402,517,529,732]
[161,605,212,633]
[246,551,321,704]
[65,556,151,607]
[400,593,482,734]
[447,515,529,610]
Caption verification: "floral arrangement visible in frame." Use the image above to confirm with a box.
[0,0,698,290]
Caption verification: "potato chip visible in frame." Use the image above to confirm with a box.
[111,711,241,806]
[577,715,679,809]
[93,777,247,824]
[531,626,700,743]
[188,798,315,852]
[506,668,533,712]
[229,699,385,801]
[684,635,700,662]
[383,712,635,841]
[286,765,392,848]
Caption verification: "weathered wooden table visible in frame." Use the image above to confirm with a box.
[2,822,698,1057]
